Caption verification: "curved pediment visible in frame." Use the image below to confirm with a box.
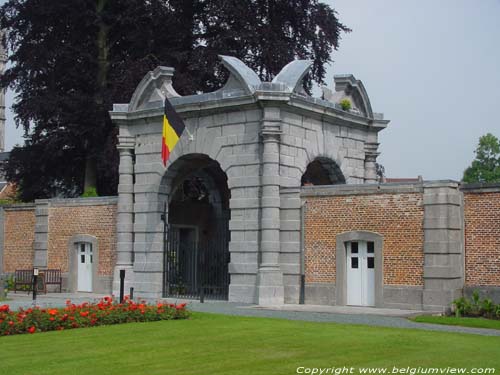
[272,59,313,94]
[128,66,181,112]
[218,55,262,94]
[332,75,374,118]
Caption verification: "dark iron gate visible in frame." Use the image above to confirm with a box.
[163,222,230,301]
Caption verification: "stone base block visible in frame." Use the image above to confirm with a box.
[383,286,423,310]
[304,283,336,305]
[257,267,284,306]
[423,289,462,311]
[229,284,257,303]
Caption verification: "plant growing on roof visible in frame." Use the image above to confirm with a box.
[340,98,352,111]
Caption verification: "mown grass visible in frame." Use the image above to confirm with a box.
[412,315,500,330]
[1,312,499,375]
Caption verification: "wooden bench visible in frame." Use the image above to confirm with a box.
[14,269,33,293]
[44,269,62,293]
[14,269,62,293]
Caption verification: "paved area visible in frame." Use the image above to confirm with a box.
[3,293,500,337]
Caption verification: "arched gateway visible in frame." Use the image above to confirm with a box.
[110,56,388,304]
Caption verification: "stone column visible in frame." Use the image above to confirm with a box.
[257,106,284,305]
[422,181,463,311]
[364,142,379,183]
[113,135,135,295]
[33,200,49,268]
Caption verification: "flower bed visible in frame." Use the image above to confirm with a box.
[0,296,189,336]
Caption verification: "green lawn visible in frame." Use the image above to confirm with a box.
[1,312,499,375]
[412,315,500,330]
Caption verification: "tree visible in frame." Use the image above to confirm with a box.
[463,133,500,183]
[1,0,349,201]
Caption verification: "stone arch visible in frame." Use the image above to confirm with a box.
[301,157,346,186]
[160,153,231,299]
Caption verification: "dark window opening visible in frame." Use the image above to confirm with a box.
[351,257,359,269]
[351,242,358,253]
[367,257,374,269]
[367,241,374,253]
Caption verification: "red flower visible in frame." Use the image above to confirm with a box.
[0,305,10,313]
[48,309,58,316]
[49,317,55,322]
[8,321,14,326]
[28,326,36,334]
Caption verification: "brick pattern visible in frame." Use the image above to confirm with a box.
[47,205,117,276]
[3,208,36,272]
[305,193,424,286]
[464,192,500,287]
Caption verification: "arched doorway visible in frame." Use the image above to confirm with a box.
[301,157,346,186]
[163,154,230,300]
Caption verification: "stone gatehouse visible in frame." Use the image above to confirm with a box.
[1,56,499,311]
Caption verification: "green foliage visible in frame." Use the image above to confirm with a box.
[482,298,495,318]
[0,0,350,201]
[340,98,352,111]
[463,133,500,183]
[452,290,500,320]
[81,186,98,198]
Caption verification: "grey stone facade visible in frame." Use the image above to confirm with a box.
[110,56,388,303]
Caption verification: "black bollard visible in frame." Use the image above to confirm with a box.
[130,287,134,301]
[32,274,37,301]
[119,269,125,303]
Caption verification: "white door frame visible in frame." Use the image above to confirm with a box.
[77,242,93,292]
[346,241,375,306]
[335,231,384,307]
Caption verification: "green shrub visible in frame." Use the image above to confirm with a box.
[469,290,482,317]
[340,98,352,111]
[453,297,470,317]
[482,298,495,318]
[452,291,500,320]
[81,186,98,197]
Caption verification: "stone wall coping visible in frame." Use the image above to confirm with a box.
[422,180,460,188]
[45,196,118,207]
[460,182,500,193]
[1,203,36,211]
[300,182,424,197]
[111,91,387,130]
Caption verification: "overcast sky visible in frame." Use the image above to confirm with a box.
[3,0,500,180]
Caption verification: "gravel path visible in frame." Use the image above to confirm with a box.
[3,293,500,337]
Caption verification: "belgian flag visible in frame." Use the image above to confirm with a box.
[162,98,185,166]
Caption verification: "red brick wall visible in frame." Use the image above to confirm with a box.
[47,204,117,276]
[305,193,424,286]
[464,192,500,287]
[3,207,36,272]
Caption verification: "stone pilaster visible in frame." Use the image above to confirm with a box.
[257,106,284,305]
[422,181,463,311]
[33,200,49,268]
[113,135,136,295]
[364,142,379,183]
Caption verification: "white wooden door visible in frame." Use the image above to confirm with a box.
[77,243,93,292]
[346,241,375,306]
